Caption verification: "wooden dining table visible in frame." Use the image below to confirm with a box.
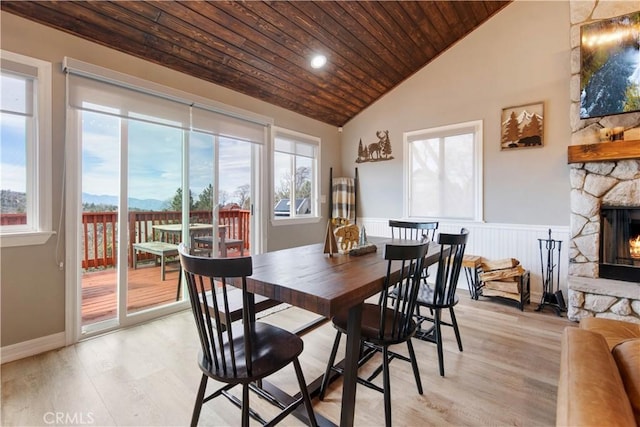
[241,237,444,427]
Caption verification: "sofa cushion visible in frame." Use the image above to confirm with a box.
[612,338,640,426]
[556,327,635,427]
[580,317,640,350]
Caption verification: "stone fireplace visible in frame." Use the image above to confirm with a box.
[568,160,640,322]
[567,1,640,323]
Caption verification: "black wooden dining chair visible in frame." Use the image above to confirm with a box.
[319,242,429,427]
[389,219,439,242]
[178,244,317,427]
[389,220,438,284]
[413,228,469,377]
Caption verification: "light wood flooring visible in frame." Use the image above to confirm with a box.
[1,292,574,426]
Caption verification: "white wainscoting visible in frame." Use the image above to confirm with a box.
[359,218,570,298]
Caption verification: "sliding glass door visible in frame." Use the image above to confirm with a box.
[188,132,257,260]
[79,111,120,327]
[126,119,184,315]
[77,114,262,336]
[66,59,267,338]
[79,111,187,333]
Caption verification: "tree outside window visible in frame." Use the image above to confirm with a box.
[273,128,319,220]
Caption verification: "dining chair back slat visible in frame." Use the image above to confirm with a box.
[389,220,438,283]
[432,230,468,306]
[389,220,438,242]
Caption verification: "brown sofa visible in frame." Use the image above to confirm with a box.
[557,317,640,426]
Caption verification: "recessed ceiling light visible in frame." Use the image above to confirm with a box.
[310,54,327,69]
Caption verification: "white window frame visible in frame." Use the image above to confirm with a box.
[271,126,321,225]
[0,51,53,247]
[403,120,483,222]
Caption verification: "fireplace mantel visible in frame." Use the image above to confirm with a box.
[567,139,640,164]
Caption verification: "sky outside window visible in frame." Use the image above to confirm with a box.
[1,73,29,195]
[79,110,252,208]
[0,113,27,194]
[3,107,254,212]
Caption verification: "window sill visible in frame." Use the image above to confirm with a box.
[0,230,56,248]
[271,216,321,226]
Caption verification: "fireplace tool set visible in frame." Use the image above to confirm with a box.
[536,229,566,316]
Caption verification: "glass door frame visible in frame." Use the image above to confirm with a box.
[67,111,190,341]
[66,111,265,343]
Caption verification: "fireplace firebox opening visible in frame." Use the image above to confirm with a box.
[600,206,640,283]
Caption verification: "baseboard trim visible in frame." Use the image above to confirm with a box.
[1,332,66,364]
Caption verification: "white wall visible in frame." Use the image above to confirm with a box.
[342,0,572,226]
[342,0,573,298]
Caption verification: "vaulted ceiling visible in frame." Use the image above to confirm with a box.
[2,1,511,126]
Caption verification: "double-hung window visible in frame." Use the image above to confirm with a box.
[404,120,483,221]
[272,127,320,223]
[0,51,52,246]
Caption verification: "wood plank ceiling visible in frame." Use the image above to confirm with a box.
[2,1,511,127]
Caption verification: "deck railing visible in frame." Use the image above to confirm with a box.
[2,210,251,269]
[0,213,27,225]
[84,211,119,269]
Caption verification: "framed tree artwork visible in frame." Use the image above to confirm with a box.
[501,101,544,150]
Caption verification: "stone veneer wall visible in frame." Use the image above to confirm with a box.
[569,160,640,278]
[567,1,640,323]
[568,160,640,322]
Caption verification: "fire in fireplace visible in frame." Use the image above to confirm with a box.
[600,206,640,283]
[631,235,640,260]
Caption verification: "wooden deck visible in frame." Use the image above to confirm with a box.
[82,263,183,324]
[82,249,246,325]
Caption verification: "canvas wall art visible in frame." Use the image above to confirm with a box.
[580,11,640,119]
